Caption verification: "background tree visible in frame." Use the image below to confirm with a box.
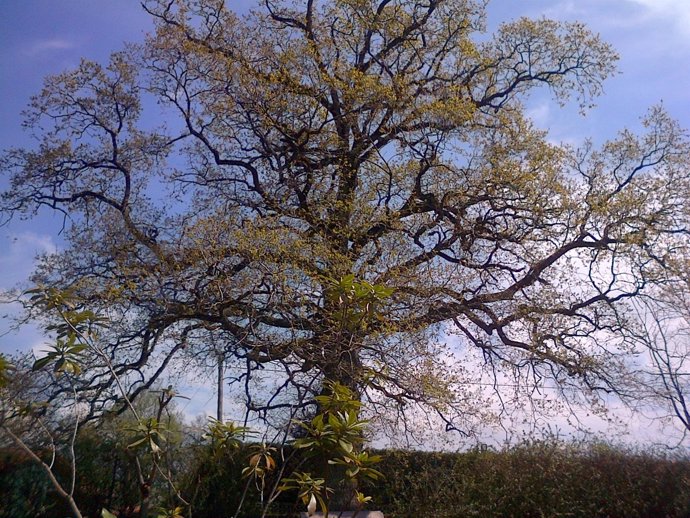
[0,289,196,518]
[2,0,689,438]
[628,260,690,444]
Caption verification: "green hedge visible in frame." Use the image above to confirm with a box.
[374,442,690,518]
[2,439,690,518]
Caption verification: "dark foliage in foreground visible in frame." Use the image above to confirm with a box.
[375,441,690,518]
[2,438,689,518]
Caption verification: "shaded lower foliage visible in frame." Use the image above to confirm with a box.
[2,438,690,518]
[179,445,299,518]
[0,450,58,518]
[1,435,148,518]
[375,441,690,518]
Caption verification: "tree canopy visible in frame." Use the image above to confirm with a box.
[2,0,689,438]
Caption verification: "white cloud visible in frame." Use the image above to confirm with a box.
[627,0,690,40]
[0,232,57,354]
[22,38,76,57]
[526,100,551,128]
[0,232,57,288]
[539,0,588,19]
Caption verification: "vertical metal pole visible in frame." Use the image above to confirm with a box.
[217,352,224,421]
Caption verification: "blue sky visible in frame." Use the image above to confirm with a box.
[0,0,688,437]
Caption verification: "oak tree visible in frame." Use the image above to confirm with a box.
[2,0,689,438]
